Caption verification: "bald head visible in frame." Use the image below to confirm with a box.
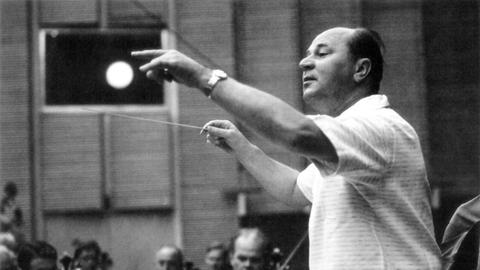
[299,26,384,115]
[229,228,270,270]
[317,27,356,39]
[155,245,183,270]
[315,26,383,91]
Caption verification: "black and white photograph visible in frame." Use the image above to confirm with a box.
[0,0,477,269]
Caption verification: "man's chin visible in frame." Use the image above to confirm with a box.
[302,91,322,106]
[302,97,333,115]
[302,90,315,103]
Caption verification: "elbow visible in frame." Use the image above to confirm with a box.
[285,123,337,162]
[284,119,320,150]
[288,131,319,153]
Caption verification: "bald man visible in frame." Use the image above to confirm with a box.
[155,245,184,270]
[134,26,442,269]
[228,228,270,270]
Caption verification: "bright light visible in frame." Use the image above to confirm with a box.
[105,61,134,89]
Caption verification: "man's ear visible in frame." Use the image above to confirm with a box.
[353,58,371,83]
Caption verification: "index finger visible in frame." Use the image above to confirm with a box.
[201,120,227,131]
[131,49,168,59]
[201,121,216,135]
[203,125,230,137]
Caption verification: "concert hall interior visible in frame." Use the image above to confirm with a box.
[0,0,478,269]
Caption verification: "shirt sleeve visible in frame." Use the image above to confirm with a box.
[309,113,394,177]
[296,163,318,202]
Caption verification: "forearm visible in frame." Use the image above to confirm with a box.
[132,49,335,160]
[209,78,335,161]
[234,142,309,207]
[210,78,308,147]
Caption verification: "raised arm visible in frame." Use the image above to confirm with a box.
[207,75,337,163]
[201,120,309,207]
[131,49,337,162]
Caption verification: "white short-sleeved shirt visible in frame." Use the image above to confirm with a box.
[297,95,442,269]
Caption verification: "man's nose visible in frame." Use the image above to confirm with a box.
[299,57,314,70]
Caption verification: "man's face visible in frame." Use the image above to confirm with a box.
[299,27,357,115]
[205,248,225,270]
[77,249,98,270]
[30,258,57,270]
[230,238,264,270]
[156,247,181,270]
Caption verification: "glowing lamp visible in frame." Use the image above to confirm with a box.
[106,61,134,89]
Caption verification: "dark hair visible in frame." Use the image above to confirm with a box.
[100,251,113,269]
[206,241,226,253]
[205,241,230,270]
[3,182,17,198]
[17,241,58,270]
[348,28,385,93]
[73,240,101,262]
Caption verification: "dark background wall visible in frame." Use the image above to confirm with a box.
[423,0,480,268]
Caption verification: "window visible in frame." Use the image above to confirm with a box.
[43,29,163,105]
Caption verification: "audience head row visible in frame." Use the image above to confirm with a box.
[154,227,272,270]
[0,226,271,270]
[0,238,112,270]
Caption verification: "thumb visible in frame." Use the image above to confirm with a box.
[204,125,230,138]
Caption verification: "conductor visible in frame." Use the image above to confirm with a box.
[133,27,442,269]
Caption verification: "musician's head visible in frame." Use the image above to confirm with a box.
[73,240,102,270]
[205,241,229,270]
[155,244,184,270]
[17,241,58,270]
[0,232,17,252]
[228,228,271,270]
[0,245,17,270]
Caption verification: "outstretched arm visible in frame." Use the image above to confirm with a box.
[131,49,337,163]
[201,120,309,207]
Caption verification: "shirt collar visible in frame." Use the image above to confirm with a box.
[338,94,390,118]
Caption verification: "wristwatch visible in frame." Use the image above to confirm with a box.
[206,69,228,97]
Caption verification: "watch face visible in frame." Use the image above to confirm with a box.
[206,70,227,92]
[213,69,227,79]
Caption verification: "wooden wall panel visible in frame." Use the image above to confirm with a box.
[39,0,98,25]
[40,113,103,211]
[299,0,361,54]
[233,0,311,214]
[176,0,238,266]
[109,112,172,209]
[0,0,32,240]
[362,0,429,150]
[108,0,168,27]
[235,0,301,105]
